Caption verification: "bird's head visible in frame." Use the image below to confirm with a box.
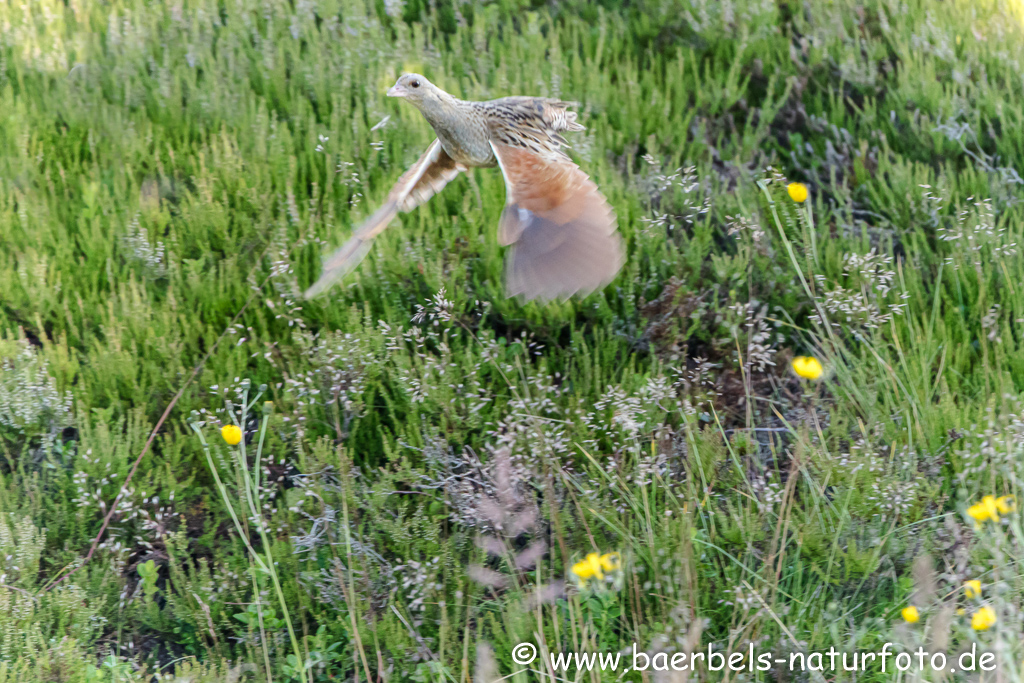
[387,73,441,106]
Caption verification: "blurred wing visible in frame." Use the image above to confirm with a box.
[489,140,622,301]
[304,139,463,299]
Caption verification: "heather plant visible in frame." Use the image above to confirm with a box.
[0,340,73,460]
[0,515,109,675]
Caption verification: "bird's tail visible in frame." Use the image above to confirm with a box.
[302,234,375,299]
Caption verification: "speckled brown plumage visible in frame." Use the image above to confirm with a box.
[303,73,623,302]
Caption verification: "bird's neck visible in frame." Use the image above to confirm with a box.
[417,90,464,134]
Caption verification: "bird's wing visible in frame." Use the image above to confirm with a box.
[304,139,463,299]
[488,139,623,301]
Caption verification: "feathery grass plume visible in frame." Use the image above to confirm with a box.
[475,447,539,536]
[928,605,954,682]
[651,615,704,683]
[911,554,937,609]
[473,641,499,683]
[467,447,561,606]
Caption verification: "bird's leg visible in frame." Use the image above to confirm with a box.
[466,171,484,213]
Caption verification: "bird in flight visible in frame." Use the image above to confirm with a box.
[303,73,623,302]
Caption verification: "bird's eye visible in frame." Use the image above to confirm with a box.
[410,79,421,88]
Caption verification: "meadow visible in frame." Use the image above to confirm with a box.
[3,0,1024,680]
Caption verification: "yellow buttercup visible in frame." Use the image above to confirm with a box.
[787,182,809,203]
[221,424,242,446]
[792,356,824,380]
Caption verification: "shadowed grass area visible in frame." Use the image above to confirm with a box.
[2,0,1024,681]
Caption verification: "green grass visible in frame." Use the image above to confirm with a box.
[3,0,1024,680]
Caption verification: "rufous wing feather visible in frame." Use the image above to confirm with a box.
[489,140,622,301]
[304,139,463,299]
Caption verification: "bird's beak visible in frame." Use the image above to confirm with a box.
[387,84,408,98]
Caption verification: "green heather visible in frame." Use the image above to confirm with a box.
[2,0,1024,680]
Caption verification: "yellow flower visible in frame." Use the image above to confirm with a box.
[598,552,621,572]
[971,606,996,631]
[571,553,604,587]
[572,551,623,589]
[221,424,242,446]
[792,356,824,380]
[967,495,1002,524]
[787,182,809,203]
[964,580,982,599]
[901,606,920,624]
[995,495,1016,514]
